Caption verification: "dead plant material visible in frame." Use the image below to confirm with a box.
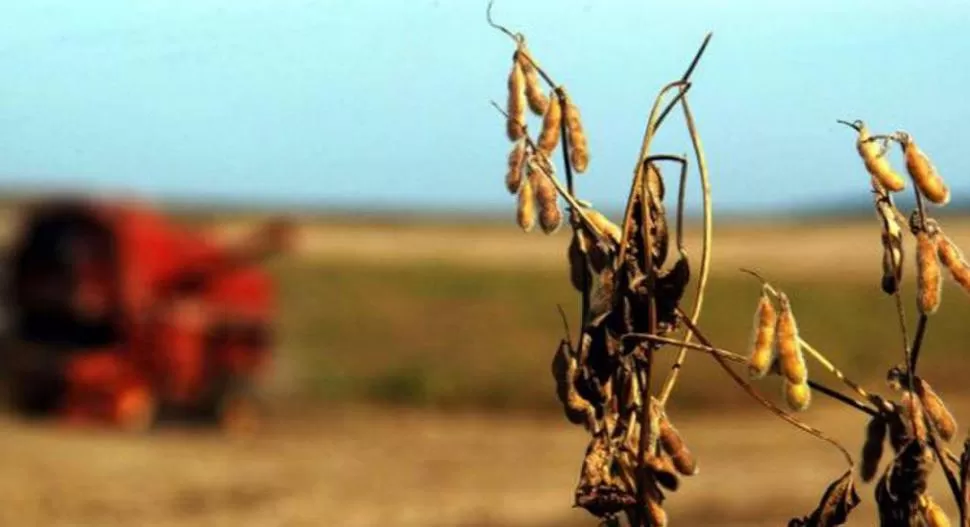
[899,131,950,205]
[487,8,968,524]
[562,89,589,173]
[516,43,550,116]
[506,58,527,141]
[748,286,777,379]
[537,88,562,157]
[516,175,536,232]
[861,413,888,483]
[937,234,970,294]
[776,293,808,386]
[506,139,527,194]
[838,119,906,192]
[789,469,861,527]
[917,230,943,315]
[914,377,957,443]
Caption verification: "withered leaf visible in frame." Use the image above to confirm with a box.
[792,469,860,527]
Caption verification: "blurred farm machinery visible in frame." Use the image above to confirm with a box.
[0,196,292,432]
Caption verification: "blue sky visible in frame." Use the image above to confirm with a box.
[0,0,968,215]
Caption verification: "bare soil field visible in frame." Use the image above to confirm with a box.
[1,397,966,527]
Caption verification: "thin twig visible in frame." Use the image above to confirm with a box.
[624,333,878,417]
[486,0,520,42]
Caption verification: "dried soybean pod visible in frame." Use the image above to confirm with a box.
[506,59,527,142]
[645,494,668,527]
[516,176,536,232]
[920,495,951,527]
[584,208,622,244]
[516,46,549,116]
[561,89,589,173]
[860,414,887,482]
[775,293,807,385]
[658,410,698,476]
[901,389,929,442]
[505,139,527,194]
[784,380,812,412]
[915,377,957,442]
[748,287,777,380]
[568,230,590,291]
[527,158,562,234]
[900,132,950,205]
[937,234,970,294]
[840,120,906,192]
[916,230,942,315]
[875,196,904,294]
[536,89,562,157]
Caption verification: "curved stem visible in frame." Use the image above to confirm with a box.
[485,0,520,42]
[659,91,712,406]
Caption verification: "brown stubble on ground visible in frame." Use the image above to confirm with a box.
[2,397,967,527]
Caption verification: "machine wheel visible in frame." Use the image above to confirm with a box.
[115,384,157,433]
[207,377,263,435]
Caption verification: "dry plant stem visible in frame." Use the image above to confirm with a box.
[618,80,690,267]
[674,307,855,466]
[659,91,712,406]
[626,333,878,417]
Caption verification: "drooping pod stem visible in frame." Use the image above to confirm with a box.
[899,131,951,205]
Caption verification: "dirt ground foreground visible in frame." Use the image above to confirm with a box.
[2,398,967,527]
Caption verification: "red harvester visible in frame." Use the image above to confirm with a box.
[0,196,291,432]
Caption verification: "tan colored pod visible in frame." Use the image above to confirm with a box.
[561,90,589,173]
[658,411,698,476]
[584,208,622,244]
[915,378,957,442]
[748,288,777,380]
[900,133,950,205]
[916,231,942,315]
[937,235,970,293]
[775,293,807,385]
[856,124,906,192]
[505,59,527,142]
[505,139,527,194]
[536,89,562,157]
[920,495,951,527]
[516,176,536,232]
[784,380,811,412]
[515,47,549,116]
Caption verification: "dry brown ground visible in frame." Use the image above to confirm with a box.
[2,397,967,527]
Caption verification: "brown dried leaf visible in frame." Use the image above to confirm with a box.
[791,469,861,527]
